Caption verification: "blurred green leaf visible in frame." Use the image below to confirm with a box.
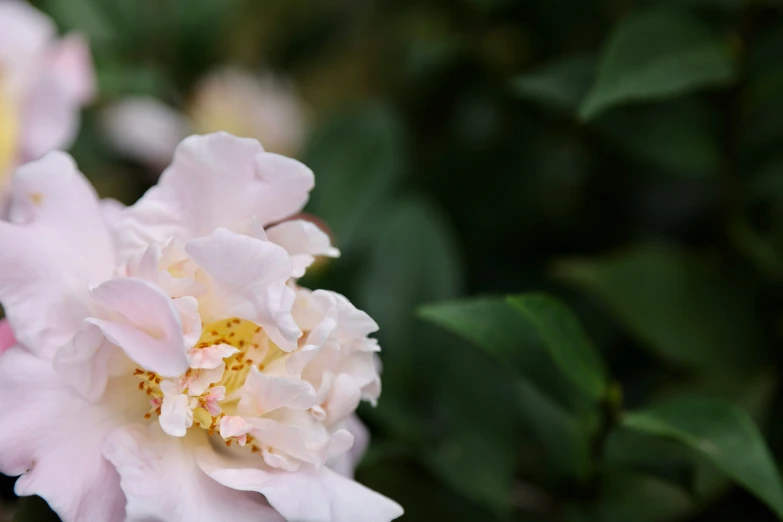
[37,0,115,46]
[606,428,700,500]
[13,496,60,522]
[556,243,766,373]
[586,471,694,522]
[419,295,602,483]
[424,429,515,517]
[507,294,608,401]
[580,8,735,120]
[594,97,721,176]
[418,297,593,413]
[623,397,783,518]
[515,379,594,483]
[359,197,462,390]
[304,104,406,254]
[511,53,595,114]
[97,64,174,99]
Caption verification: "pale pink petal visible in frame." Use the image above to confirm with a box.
[185,228,300,350]
[240,366,316,416]
[159,393,193,437]
[266,220,339,278]
[329,415,370,478]
[189,343,237,370]
[327,429,355,460]
[0,345,147,522]
[324,374,362,426]
[337,351,382,404]
[88,278,189,377]
[220,416,253,439]
[249,416,325,466]
[186,364,224,396]
[48,34,95,104]
[199,450,403,522]
[112,132,314,257]
[20,72,80,160]
[173,296,202,349]
[103,424,283,522]
[0,153,114,358]
[100,198,125,227]
[52,322,116,402]
[0,319,15,355]
[101,97,189,169]
[0,2,54,71]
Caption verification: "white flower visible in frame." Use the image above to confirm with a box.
[0,0,94,193]
[0,132,401,522]
[102,68,307,170]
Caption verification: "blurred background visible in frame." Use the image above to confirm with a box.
[7,0,783,520]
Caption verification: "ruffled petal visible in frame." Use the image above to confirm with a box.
[0,345,147,522]
[103,424,283,522]
[265,219,339,278]
[239,366,316,416]
[88,278,189,377]
[0,152,114,358]
[329,415,370,478]
[112,132,314,257]
[52,322,117,402]
[185,228,300,350]
[198,449,403,522]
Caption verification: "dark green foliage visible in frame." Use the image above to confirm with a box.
[10,0,783,521]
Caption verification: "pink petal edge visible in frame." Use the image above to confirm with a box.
[0,319,16,354]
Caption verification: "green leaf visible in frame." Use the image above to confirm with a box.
[514,379,594,483]
[511,53,595,114]
[304,104,406,254]
[418,297,593,413]
[507,294,608,401]
[556,243,766,373]
[594,97,720,176]
[623,397,783,518]
[579,8,735,120]
[424,429,515,514]
[418,295,603,483]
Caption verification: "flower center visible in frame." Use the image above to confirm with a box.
[134,317,287,446]
[0,72,19,181]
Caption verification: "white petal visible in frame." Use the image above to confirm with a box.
[220,416,253,439]
[89,278,189,377]
[103,424,282,522]
[52,322,119,402]
[0,153,114,358]
[185,228,300,349]
[240,366,316,416]
[329,415,370,478]
[0,346,147,522]
[186,364,225,396]
[112,132,314,257]
[324,374,362,426]
[159,394,192,437]
[189,343,237,370]
[266,220,339,278]
[199,450,403,522]
[48,34,95,104]
[0,2,54,72]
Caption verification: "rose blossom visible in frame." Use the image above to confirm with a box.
[0,0,94,198]
[0,132,402,521]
